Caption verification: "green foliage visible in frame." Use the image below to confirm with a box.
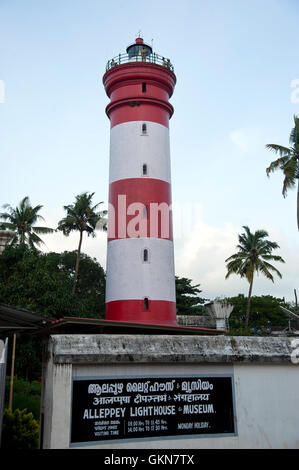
[266,115,299,229]
[5,377,41,420]
[57,250,106,305]
[175,276,207,315]
[0,196,54,248]
[1,408,39,449]
[222,294,289,330]
[8,336,42,382]
[0,245,106,380]
[0,245,105,318]
[266,116,299,196]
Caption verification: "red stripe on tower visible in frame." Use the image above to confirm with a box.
[108,178,173,241]
[103,37,177,326]
[105,300,177,325]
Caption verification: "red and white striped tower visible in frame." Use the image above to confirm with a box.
[103,37,177,326]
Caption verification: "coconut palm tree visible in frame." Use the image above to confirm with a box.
[0,196,54,249]
[266,115,299,230]
[57,192,107,294]
[225,226,285,329]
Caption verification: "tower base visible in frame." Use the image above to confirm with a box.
[105,299,177,326]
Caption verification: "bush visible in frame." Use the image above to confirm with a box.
[1,408,39,449]
[5,377,41,421]
[221,294,289,330]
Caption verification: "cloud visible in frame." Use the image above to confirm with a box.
[174,213,297,302]
[174,213,242,299]
[229,126,265,154]
[229,129,251,152]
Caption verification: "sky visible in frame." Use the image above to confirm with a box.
[1,0,299,302]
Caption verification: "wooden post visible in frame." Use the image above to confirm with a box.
[8,333,16,410]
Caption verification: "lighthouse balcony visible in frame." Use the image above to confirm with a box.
[106,52,174,73]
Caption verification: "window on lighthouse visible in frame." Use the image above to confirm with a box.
[142,123,147,134]
[143,249,149,262]
[142,163,148,175]
[142,82,147,92]
[144,298,149,310]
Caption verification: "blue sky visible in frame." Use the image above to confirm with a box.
[1,0,299,302]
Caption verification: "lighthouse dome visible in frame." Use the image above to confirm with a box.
[126,37,152,59]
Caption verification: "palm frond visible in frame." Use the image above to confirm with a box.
[265,144,291,157]
[0,222,16,230]
[20,196,30,209]
[282,174,296,197]
[260,260,283,279]
[32,226,55,235]
[253,229,268,240]
[225,252,247,263]
[91,201,105,211]
[255,259,274,282]
[0,212,13,221]
[28,231,45,248]
[262,254,285,263]
[289,115,299,146]
[266,155,291,176]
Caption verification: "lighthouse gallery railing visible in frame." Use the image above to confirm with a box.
[105,53,174,73]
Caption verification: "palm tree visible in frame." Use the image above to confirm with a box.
[0,196,54,249]
[57,192,107,294]
[225,226,285,329]
[266,115,299,230]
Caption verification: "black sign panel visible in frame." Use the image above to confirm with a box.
[71,375,235,444]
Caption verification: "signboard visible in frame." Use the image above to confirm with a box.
[71,375,236,444]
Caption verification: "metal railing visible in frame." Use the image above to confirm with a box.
[105,52,174,73]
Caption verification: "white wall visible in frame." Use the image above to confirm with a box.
[42,350,299,449]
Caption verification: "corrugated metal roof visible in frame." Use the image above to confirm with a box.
[0,303,50,333]
[36,316,226,336]
[0,304,225,336]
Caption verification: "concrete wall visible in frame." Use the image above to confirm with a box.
[41,334,299,449]
[177,315,215,329]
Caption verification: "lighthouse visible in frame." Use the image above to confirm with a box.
[103,37,177,327]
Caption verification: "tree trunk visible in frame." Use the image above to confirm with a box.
[245,278,254,329]
[20,228,25,244]
[72,230,83,294]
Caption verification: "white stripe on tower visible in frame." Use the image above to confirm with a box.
[106,238,176,303]
[109,121,171,184]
